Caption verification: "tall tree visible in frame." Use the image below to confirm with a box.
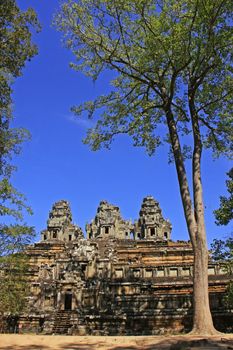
[56,0,233,334]
[0,0,39,315]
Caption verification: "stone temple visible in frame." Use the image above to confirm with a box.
[14,197,233,334]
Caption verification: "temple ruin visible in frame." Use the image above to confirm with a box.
[10,197,233,334]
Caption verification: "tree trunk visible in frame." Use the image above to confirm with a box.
[192,234,216,334]
[189,94,217,334]
[166,106,218,335]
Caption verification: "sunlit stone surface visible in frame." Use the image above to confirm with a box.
[12,197,233,335]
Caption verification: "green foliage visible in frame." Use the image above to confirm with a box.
[211,237,233,263]
[0,0,40,177]
[213,170,233,308]
[0,176,35,256]
[211,236,233,307]
[55,0,233,158]
[214,168,233,226]
[0,224,34,256]
[0,254,30,315]
[0,0,38,255]
[0,0,39,181]
[0,1,39,315]
[224,281,233,309]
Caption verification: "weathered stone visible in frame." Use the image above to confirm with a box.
[10,197,233,335]
[41,200,83,242]
[86,200,133,239]
[135,196,172,240]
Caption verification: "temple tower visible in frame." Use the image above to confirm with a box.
[134,196,172,240]
[86,200,133,239]
[41,200,83,242]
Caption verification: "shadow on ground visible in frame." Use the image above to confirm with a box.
[141,337,233,350]
[106,337,233,350]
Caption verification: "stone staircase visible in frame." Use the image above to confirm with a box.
[52,310,72,334]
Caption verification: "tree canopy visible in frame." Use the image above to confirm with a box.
[212,169,233,308]
[0,0,39,255]
[211,236,233,307]
[214,168,233,226]
[0,0,39,315]
[0,254,30,317]
[211,237,233,265]
[56,0,232,158]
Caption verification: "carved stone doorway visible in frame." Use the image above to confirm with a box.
[64,293,72,310]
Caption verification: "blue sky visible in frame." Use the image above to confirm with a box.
[12,0,231,244]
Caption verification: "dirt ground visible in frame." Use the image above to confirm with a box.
[0,334,233,350]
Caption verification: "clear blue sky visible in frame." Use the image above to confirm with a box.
[12,0,231,244]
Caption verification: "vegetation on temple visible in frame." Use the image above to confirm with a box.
[214,168,233,226]
[211,168,233,308]
[0,0,39,315]
[211,237,233,308]
[55,0,233,335]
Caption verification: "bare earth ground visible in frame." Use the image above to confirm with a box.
[0,334,233,350]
